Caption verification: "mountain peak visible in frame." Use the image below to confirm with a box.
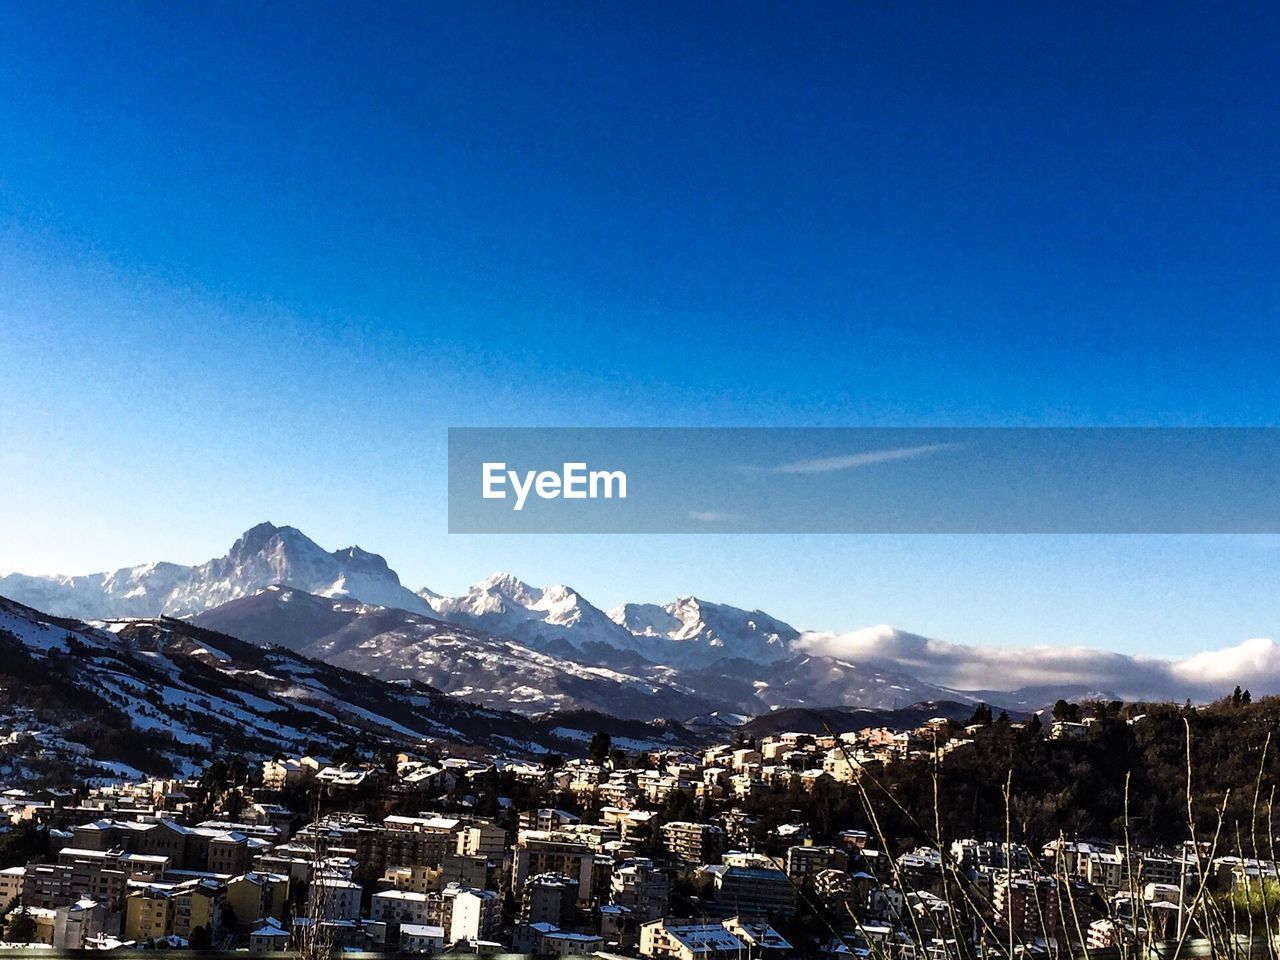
[330,545,400,584]
[476,572,539,601]
[228,521,282,558]
[540,584,582,604]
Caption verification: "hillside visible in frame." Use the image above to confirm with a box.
[0,594,633,783]
[191,586,714,720]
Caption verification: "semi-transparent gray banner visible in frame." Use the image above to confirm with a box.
[447,428,1280,533]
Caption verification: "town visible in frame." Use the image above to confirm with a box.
[0,699,1270,958]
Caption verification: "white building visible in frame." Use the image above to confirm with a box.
[53,898,107,950]
[249,918,292,953]
[370,889,431,925]
[400,923,446,954]
[448,887,501,945]
[311,878,362,921]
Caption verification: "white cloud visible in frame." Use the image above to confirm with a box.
[792,626,1280,701]
[1170,637,1280,687]
[772,443,959,475]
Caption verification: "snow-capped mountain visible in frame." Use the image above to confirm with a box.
[0,561,193,621]
[609,596,799,666]
[0,522,430,619]
[193,586,713,720]
[421,573,653,662]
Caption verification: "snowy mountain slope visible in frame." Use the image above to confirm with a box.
[677,654,984,714]
[0,523,430,619]
[0,561,193,621]
[0,594,591,783]
[190,588,984,718]
[193,587,715,720]
[609,596,799,666]
[420,573,655,660]
[420,577,801,669]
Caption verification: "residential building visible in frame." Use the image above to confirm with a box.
[660,821,726,866]
[639,919,748,960]
[448,887,501,945]
[400,922,447,954]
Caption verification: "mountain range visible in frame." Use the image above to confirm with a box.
[3,521,1274,724]
[7,522,959,719]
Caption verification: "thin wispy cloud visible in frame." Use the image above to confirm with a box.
[771,442,960,475]
[688,510,741,523]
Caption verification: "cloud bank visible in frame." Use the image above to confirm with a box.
[792,626,1280,702]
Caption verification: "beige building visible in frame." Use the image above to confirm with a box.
[639,919,749,960]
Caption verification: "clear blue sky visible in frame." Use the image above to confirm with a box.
[1,2,1278,654]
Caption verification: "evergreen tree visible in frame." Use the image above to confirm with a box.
[7,909,35,943]
[967,703,994,726]
[1052,699,1080,722]
[588,731,611,765]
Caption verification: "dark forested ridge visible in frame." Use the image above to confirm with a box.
[737,696,1280,850]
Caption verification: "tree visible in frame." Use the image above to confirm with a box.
[967,703,994,726]
[1052,699,1080,722]
[7,908,36,943]
[331,744,360,765]
[189,924,212,950]
[1025,713,1043,735]
[64,633,89,657]
[588,731,611,765]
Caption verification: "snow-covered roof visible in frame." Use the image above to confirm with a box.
[400,924,446,938]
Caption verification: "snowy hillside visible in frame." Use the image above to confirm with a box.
[193,586,713,720]
[0,595,604,782]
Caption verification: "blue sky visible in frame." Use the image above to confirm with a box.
[1,2,1279,654]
